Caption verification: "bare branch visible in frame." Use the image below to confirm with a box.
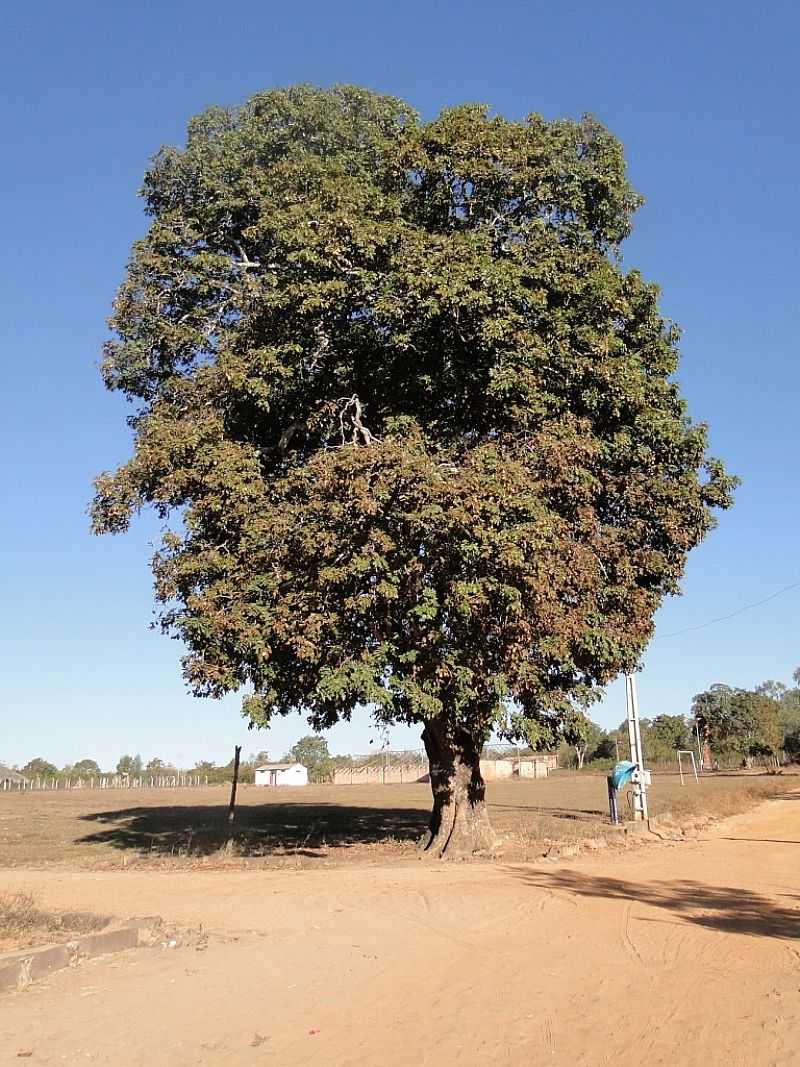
[337,394,378,446]
[307,324,331,372]
[234,242,261,271]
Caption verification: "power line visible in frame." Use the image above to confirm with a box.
[654,580,800,640]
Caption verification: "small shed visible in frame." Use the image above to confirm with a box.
[254,762,309,787]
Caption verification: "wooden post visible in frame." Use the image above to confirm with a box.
[227,745,242,826]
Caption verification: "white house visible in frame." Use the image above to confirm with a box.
[254,762,309,787]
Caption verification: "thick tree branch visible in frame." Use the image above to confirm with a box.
[338,394,378,446]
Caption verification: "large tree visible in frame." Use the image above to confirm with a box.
[561,711,604,769]
[692,683,734,768]
[758,674,800,746]
[693,686,781,765]
[647,714,690,761]
[22,758,58,779]
[92,85,735,855]
[72,758,101,776]
[285,735,335,781]
[729,692,782,765]
[116,753,143,776]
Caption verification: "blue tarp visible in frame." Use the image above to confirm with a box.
[610,760,637,790]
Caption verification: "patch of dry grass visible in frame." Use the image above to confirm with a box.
[0,890,108,953]
[648,773,790,822]
[493,772,795,861]
[0,772,795,871]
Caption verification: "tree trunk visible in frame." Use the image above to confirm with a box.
[421,721,495,858]
[576,746,586,770]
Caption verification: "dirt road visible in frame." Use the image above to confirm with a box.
[1,796,799,1066]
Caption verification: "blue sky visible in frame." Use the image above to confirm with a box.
[1,1,797,770]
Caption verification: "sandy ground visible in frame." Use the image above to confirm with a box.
[1,795,799,1066]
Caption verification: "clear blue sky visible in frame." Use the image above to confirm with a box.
[1,1,798,770]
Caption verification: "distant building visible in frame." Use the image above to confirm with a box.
[332,754,557,786]
[254,762,309,787]
[0,763,26,786]
[480,756,552,781]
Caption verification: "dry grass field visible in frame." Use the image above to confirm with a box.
[0,768,791,869]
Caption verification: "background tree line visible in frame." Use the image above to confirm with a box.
[11,668,798,783]
[12,753,252,783]
[11,743,352,785]
[558,668,800,770]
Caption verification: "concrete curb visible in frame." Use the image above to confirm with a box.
[0,916,162,994]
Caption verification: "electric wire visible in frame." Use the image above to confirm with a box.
[654,580,800,640]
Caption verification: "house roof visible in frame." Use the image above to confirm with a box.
[0,763,25,783]
[256,762,301,771]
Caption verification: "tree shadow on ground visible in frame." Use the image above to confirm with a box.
[509,867,800,940]
[719,837,800,845]
[77,803,429,858]
[490,804,604,822]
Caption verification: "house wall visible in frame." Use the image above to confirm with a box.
[480,759,513,781]
[518,760,549,779]
[255,765,309,786]
[277,766,308,786]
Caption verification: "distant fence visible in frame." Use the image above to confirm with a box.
[0,775,210,792]
[1,746,561,792]
[332,748,558,786]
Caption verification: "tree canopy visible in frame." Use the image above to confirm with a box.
[71,759,101,776]
[285,735,335,781]
[648,714,690,758]
[92,85,735,853]
[22,758,58,778]
[116,754,143,776]
[692,683,784,763]
[561,711,604,768]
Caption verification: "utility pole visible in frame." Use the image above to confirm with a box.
[625,673,649,821]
